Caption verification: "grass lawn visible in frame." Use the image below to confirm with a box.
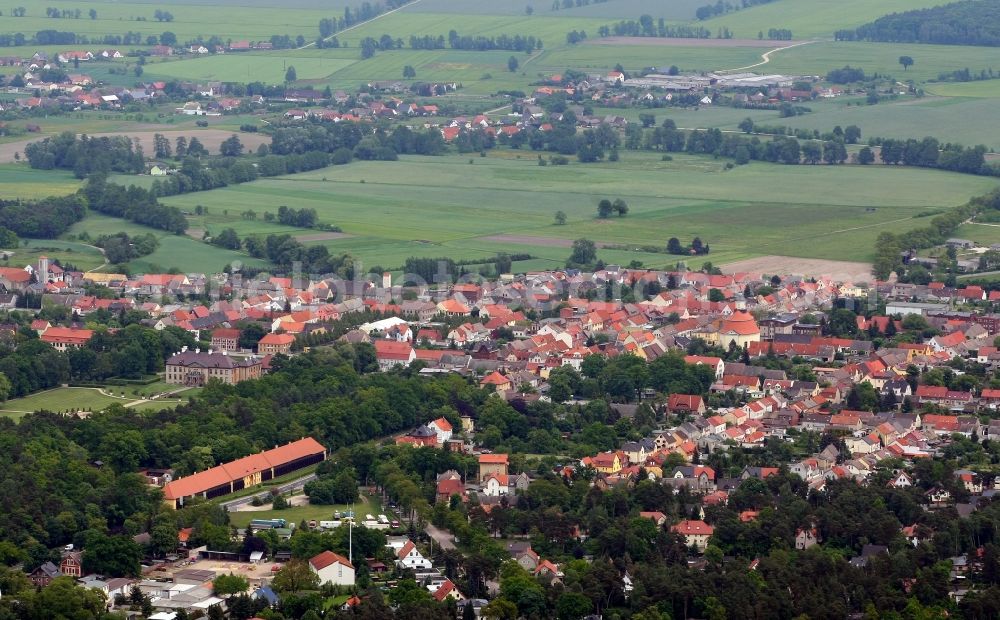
[0,382,198,419]
[157,151,998,269]
[228,493,383,529]
[0,387,130,416]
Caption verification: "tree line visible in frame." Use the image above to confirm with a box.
[873,188,1000,279]
[838,0,1000,46]
[83,175,188,234]
[596,16,713,39]
[317,0,415,39]
[695,0,777,20]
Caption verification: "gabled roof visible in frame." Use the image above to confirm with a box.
[310,550,353,570]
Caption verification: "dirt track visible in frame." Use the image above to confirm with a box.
[0,130,271,163]
[590,37,800,48]
[722,256,872,281]
[481,234,624,249]
[294,232,353,242]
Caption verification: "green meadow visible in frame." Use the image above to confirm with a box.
[153,152,998,270]
[65,213,270,273]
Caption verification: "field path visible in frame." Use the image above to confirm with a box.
[715,40,817,73]
[298,0,426,49]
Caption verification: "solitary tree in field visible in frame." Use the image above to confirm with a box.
[899,56,913,71]
[612,198,628,217]
[402,65,416,79]
[508,56,519,72]
[554,210,566,225]
[285,65,297,83]
[597,199,612,219]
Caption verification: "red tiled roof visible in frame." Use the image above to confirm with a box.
[163,438,325,500]
[310,550,353,570]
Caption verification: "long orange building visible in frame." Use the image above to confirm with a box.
[162,437,327,509]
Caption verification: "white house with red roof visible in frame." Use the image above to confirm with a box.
[671,519,714,551]
[395,539,432,570]
[374,340,415,371]
[309,550,354,586]
[427,417,453,443]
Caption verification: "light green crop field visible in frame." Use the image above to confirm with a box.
[926,80,1000,98]
[155,152,998,270]
[537,42,767,74]
[699,0,955,39]
[767,42,1000,83]
[65,213,270,273]
[146,52,358,83]
[772,97,1000,150]
[0,1,334,42]
[337,12,608,48]
[0,165,81,199]
[407,0,706,20]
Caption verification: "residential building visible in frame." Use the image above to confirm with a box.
[309,550,355,586]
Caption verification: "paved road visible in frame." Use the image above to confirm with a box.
[425,523,456,551]
[219,473,318,511]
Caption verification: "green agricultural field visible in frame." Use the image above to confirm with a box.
[407,0,706,20]
[157,152,998,270]
[926,80,1000,98]
[0,1,334,43]
[337,11,608,48]
[767,42,1000,84]
[537,42,767,74]
[65,213,270,273]
[772,97,1000,151]
[699,0,956,39]
[0,165,81,199]
[147,52,358,83]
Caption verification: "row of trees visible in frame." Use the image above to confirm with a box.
[269,121,445,157]
[873,188,1000,279]
[596,16,713,39]
[83,175,187,234]
[317,0,415,39]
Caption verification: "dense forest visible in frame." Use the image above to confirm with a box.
[837,0,1000,46]
[0,195,85,238]
[24,132,144,178]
